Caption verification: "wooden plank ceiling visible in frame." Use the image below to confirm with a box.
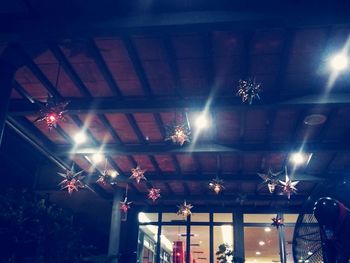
[6,24,350,207]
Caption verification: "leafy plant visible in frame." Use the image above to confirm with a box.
[0,189,99,262]
[216,243,244,263]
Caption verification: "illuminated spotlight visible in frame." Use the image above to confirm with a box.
[330,53,348,71]
[258,241,265,246]
[290,152,307,165]
[109,170,118,178]
[307,251,313,256]
[73,132,87,144]
[195,114,210,130]
[264,227,271,232]
[92,153,104,164]
[255,251,261,255]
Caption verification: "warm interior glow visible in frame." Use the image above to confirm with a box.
[290,152,306,165]
[92,153,104,164]
[264,227,271,232]
[330,53,348,71]
[109,170,118,178]
[73,132,87,144]
[221,225,233,245]
[258,241,265,246]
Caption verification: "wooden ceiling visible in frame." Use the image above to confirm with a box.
[3,0,350,208]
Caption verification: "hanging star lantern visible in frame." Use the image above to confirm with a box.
[236,79,261,104]
[58,168,85,194]
[148,188,161,202]
[279,167,299,199]
[129,166,146,183]
[257,169,282,194]
[33,95,69,129]
[209,177,225,194]
[96,169,118,186]
[165,124,191,146]
[271,216,284,229]
[177,200,193,218]
[119,197,132,213]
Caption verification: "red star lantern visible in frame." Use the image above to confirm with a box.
[119,197,132,213]
[279,167,299,199]
[177,200,193,218]
[271,216,284,229]
[130,166,147,184]
[58,168,84,194]
[148,188,161,202]
[33,95,69,129]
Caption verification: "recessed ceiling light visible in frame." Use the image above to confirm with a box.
[258,241,265,246]
[195,114,210,130]
[92,153,104,164]
[307,251,313,256]
[290,152,307,165]
[330,53,348,71]
[264,227,271,232]
[304,114,327,126]
[255,251,261,255]
[73,132,87,144]
[108,170,118,178]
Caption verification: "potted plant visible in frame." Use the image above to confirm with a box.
[216,243,244,263]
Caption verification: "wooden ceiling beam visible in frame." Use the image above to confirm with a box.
[10,93,350,115]
[55,141,350,155]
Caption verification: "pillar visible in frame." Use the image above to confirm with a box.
[108,189,123,262]
[234,209,245,261]
[0,58,16,146]
[118,207,140,263]
[278,213,287,263]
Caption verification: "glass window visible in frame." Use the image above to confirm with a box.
[244,227,279,263]
[285,226,295,262]
[213,225,234,263]
[162,213,187,223]
[191,226,209,262]
[139,212,159,223]
[244,214,276,223]
[191,213,209,222]
[283,214,298,223]
[138,225,158,263]
[161,225,187,262]
[213,213,233,223]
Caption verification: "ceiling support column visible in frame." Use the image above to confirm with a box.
[0,58,16,146]
[278,213,287,263]
[108,189,123,262]
[118,205,140,263]
[234,209,245,261]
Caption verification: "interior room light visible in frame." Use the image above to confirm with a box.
[109,170,118,178]
[264,227,271,232]
[290,152,306,165]
[195,114,210,130]
[92,153,104,164]
[73,132,87,144]
[330,53,348,71]
[258,241,265,246]
[255,251,261,255]
[221,225,233,245]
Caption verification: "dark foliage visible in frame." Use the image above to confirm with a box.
[0,189,97,262]
[216,243,244,263]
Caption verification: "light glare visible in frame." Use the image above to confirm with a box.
[73,132,87,144]
[258,241,265,246]
[290,152,306,165]
[330,53,348,71]
[92,153,104,164]
[195,114,210,130]
[264,227,271,232]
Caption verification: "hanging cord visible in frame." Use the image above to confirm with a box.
[55,62,62,92]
